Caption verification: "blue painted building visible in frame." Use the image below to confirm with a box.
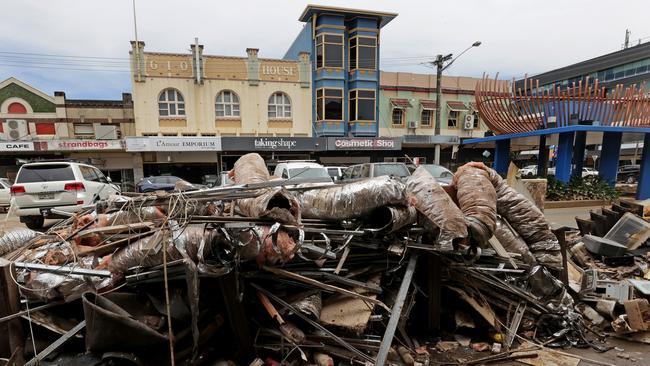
[284,5,397,137]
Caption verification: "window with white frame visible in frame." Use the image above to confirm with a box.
[472,112,480,128]
[447,110,459,128]
[158,89,185,117]
[421,109,433,127]
[74,124,94,136]
[215,90,240,118]
[268,92,291,119]
[392,108,404,126]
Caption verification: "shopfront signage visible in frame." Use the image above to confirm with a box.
[221,137,320,151]
[125,137,222,152]
[39,140,125,151]
[326,138,401,151]
[0,141,34,151]
[261,65,295,76]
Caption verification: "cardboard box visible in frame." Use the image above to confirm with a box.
[624,299,650,331]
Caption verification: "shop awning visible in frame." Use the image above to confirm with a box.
[420,100,437,110]
[447,101,469,111]
[391,98,412,108]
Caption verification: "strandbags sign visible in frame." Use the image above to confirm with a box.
[125,137,222,152]
[37,140,125,151]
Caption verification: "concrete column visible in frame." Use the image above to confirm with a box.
[555,131,575,183]
[636,133,650,200]
[598,132,622,187]
[537,135,548,177]
[132,153,144,183]
[493,139,510,175]
[572,131,587,178]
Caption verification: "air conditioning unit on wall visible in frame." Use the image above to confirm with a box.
[407,121,418,129]
[4,119,30,140]
[463,114,474,130]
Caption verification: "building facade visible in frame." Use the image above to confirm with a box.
[515,41,650,93]
[379,72,506,165]
[0,77,135,186]
[284,5,397,137]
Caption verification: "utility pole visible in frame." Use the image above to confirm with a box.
[431,41,481,165]
[433,55,444,164]
[132,0,141,81]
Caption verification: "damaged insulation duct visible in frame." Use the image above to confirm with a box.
[463,162,562,269]
[406,166,468,249]
[297,176,405,220]
[453,165,497,244]
[0,228,39,256]
[231,153,301,224]
[366,205,418,233]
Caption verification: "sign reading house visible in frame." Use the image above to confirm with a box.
[221,137,320,151]
[125,137,222,152]
[327,138,401,150]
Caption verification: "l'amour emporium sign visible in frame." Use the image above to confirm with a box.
[326,138,401,150]
[125,137,222,152]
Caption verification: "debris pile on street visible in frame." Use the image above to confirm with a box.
[1,153,648,365]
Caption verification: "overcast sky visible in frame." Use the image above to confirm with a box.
[1,0,648,99]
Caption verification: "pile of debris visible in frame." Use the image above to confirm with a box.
[0,154,627,366]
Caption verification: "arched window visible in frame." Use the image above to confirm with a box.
[268,92,291,119]
[8,102,27,114]
[215,90,240,117]
[158,89,185,117]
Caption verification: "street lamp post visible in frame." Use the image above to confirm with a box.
[432,41,481,165]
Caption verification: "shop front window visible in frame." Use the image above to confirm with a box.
[316,34,343,68]
[316,88,343,121]
[349,36,377,70]
[349,89,375,121]
[158,88,185,117]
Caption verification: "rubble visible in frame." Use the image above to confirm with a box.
[1,153,648,365]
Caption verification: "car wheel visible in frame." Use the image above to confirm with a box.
[24,216,44,230]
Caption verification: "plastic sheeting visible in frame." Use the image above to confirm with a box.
[461,162,561,269]
[453,165,497,244]
[297,176,406,220]
[0,228,39,256]
[406,167,468,249]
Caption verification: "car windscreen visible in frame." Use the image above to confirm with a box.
[423,165,453,178]
[327,168,340,177]
[374,164,410,177]
[16,164,75,183]
[289,167,331,179]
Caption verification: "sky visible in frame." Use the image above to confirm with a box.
[1,0,649,99]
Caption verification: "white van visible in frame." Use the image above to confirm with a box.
[273,162,333,183]
[11,162,120,229]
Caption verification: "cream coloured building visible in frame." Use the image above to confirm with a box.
[129,41,312,137]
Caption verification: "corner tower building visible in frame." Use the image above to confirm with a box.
[284,5,397,137]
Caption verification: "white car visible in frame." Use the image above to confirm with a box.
[11,162,120,229]
[518,165,538,177]
[273,162,333,183]
[326,166,346,182]
[0,179,11,211]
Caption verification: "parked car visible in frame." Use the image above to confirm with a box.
[0,178,11,211]
[581,167,599,179]
[531,166,597,179]
[136,176,186,193]
[344,162,411,180]
[202,174,219,188]
[518,165,538,178]
[417,164,454,185]
[326,166,346,182]
[273,162,333,182]
[11,162,121,229]
[618,165,640,183]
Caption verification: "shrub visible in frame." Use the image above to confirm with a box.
[546,176,618,201]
